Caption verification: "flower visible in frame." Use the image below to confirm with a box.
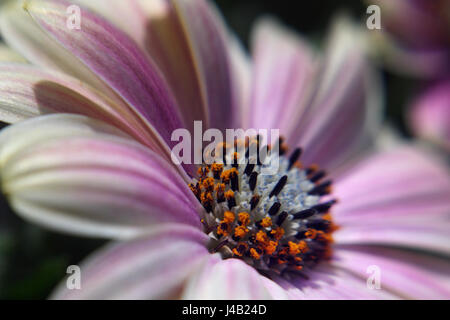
[367,0,450,78]
[0,0,449,299]
[407,79,450,152]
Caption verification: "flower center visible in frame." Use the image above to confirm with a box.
[188,137,338,278]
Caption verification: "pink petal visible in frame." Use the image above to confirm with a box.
[139,0,210,133]
[75,0,239,134]
[408,79,450,150]
[51,224,210,299]
[228,35,252,128]
[287,17,382,171]
[0,64,167,153]
[182,257,275,299]
[72,0,149,49]
[0,114,203,239]
[173,0,236,131]
[335,224,450,255]
[333,146,450,254]
[375,33,450,79]
[246,18,315,135]
[275,263,397,299]
[333,246,450,299]
[77,0,210,133]
[25,0,185,151]
[372,0,449,49]
[0,0,111,93]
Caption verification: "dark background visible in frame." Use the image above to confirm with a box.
[0,0,419,299]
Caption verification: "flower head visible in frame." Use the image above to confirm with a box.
[0,0,448,299]
[367,0,450,78]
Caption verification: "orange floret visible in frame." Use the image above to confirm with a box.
[305,228,317,239]
[250,248,261,260]
[200,192,213,204]
[215,183,225,192]
[255,230,269,244]
[202,177,215,191]
[264,241,278,255]
[298,240,308,253]
[270,227,285,240]
[198,166,210,177]
[232,248,242,257]
[211,163,224,177]
[288,241,301,255]
[217,222,230,237]
[288,241,308,255]
[260,217,272,228]
[238,212,251,226]
[234,226,249,238]
[224,190,235,199]
[223,211,235,223]
[232,242,248,257]
[221,170,231,183]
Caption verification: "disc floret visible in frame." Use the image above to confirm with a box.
[189,137,338,277]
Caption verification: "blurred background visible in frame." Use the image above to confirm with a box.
[0,0,448,298]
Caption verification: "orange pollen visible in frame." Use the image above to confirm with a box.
[202,177,215,191]
[215,183,225,192]
[288,241,308,255]
[217,222,230,236]
[234,226,249,238]
[305,228,317,239]
[270,227,285,240]
[188,183,199,196]
[264,241,278,255]
[249,248,261,260]
[232,242,249,257]
[224,190,235,199]
[238,212,251,226]
[211,163,224,174]
[223,211,235,224]
[198,166,210,177]
[229,167,238,176]
[232,248,242,256]
[255,230,269,244]
[298,240,308,253]
[221,170,231,183]
[260,217,272,228]
[200,192,213,204]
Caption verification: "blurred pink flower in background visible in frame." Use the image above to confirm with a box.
[368,0,450,78]
[367,0,450,155]
[0,0,448,299]
[408,80,450,151]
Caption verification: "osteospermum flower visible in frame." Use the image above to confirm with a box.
[0,0,449,299]
[367,0,450,78]
[408,79,450,152]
